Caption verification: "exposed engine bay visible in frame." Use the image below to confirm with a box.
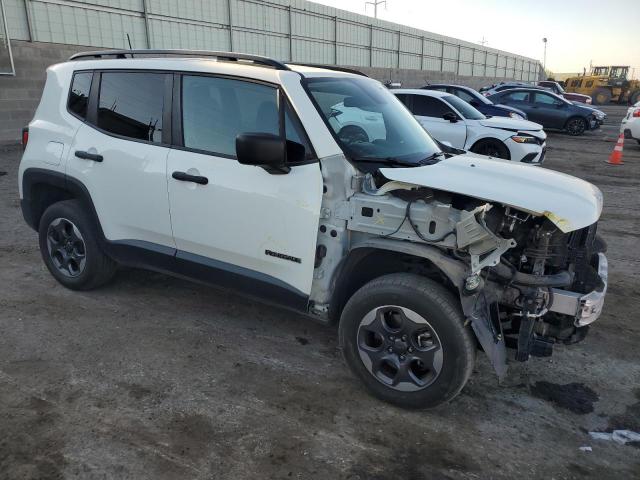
[313,166,608,377]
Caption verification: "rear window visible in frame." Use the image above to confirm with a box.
[68,72,93,119]
[97,72,166,143]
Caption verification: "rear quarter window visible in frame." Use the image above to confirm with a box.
[68,72,93,119]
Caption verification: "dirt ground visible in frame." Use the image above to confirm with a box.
[1,105,639,480]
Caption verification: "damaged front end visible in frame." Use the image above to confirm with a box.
[335,171,608,378]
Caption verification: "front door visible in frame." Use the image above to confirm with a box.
[408,94,467,148]
[532,92,567,129]
[166,74,323,305]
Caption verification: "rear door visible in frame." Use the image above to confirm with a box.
[165,74,323,305]
[405,94,467,148]
[67,70,174,248]
[499,90,534,119]
[532,92,566,129]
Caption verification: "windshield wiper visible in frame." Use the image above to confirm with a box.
[417,152,445,165]
[353,157,417,167]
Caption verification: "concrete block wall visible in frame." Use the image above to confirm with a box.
[0,40,92,144]
[0,40,520,144]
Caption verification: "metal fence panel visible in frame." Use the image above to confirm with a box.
[5,0,542,80]
[0,0,16,74]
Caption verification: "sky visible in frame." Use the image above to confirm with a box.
[311,0,640,78]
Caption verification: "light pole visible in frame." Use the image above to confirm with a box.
[365,0,386,18]
[542,37,548,75]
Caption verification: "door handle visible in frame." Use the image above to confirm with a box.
[172,171,209,185]
[75,150,103,162]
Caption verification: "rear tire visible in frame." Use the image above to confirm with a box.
[339,273,475,409]
[592,88,611,105]
[39,200,117,290]
[565,117,587,136]
[470,139,510,159]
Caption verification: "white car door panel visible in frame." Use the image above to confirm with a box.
[415,116,467,148]
[167,74,323,296]
[66,71,174,248]
[167,153,322,295]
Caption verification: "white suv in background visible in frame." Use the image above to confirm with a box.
[393,89,547,164]
[622,102,640,144]
[19,50,607,409]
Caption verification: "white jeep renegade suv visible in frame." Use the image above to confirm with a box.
[19,50,608,408]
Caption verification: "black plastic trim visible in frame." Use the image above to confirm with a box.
[69,50,292,71]
[105,240,309,311]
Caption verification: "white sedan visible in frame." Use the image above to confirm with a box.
[621,102,640,144]
[392,89,547,164]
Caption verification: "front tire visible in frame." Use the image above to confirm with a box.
[39,200,117,290]
[470,139,510,159]
[339,273,475,409]
[592,87,611,105]
[566,117,587,136]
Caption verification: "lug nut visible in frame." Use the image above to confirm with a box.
[408,347,413,353]
[389,336,395,341]
[388,347,393,353]
[400,355,405,360]
[401,335,407,341]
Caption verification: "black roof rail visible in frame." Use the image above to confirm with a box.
[289,63,368,77]
[68,49,291,71]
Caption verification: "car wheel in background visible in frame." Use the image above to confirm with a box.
[592,88,612,105]
[339,273,475,409]
[470,139,510,159]
[566,117,587,136]
[39,200,117,291]
[338,125,369,144]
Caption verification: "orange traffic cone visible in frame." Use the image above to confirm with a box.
[607,133,625,165]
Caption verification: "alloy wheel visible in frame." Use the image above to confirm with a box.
[567,118,585,135]
[46,218,87,277]
[357,305,443,392]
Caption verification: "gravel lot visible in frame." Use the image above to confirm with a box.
[1,105,639,479]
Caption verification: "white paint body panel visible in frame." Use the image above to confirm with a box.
[381,153,603,232]
[167,150,323,295]
[621,105,640,140]
[68,123,175,247]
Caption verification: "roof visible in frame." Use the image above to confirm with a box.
[392,89,451,98]
[66,49,366,80]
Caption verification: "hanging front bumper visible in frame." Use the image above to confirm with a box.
[548,253,608,327]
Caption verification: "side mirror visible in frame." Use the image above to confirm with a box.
[236,133,290,174]
[443,112,458,123]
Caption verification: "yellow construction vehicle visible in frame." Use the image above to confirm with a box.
[564,66,640,105]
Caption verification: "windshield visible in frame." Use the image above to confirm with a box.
[305,77,441,165]
[442,95,485,120]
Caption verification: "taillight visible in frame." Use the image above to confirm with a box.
[21,127,29,150]
[633,109,640,118]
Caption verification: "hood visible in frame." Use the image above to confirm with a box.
[478,116,543,132]
[380,153,603,233]
[493,103,526,116]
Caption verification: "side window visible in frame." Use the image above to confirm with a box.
[97,72,166,143]
[504,91,530,102]
[181,75,311,160]
[534,93,558,105]
[454,89,475,103]
[68,72,93,119]
[394,93,410,107]
[411,95,453,118]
